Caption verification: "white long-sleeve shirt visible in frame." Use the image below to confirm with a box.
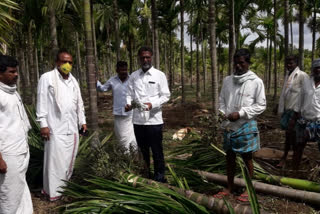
[97,76,132,116]
[36,69,86,135]
[219,71,266,131]
[126,67,170,125]
[294,76,320,121]
[278,67,308,114]
[0,82,30,155]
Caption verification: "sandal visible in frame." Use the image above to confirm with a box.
[237,193,249,202]
[213,191,229,199]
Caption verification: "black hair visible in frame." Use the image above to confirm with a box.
[0,55,18,73]
[138,46,153,56]
[55,48,71,62]
[116,61,128,69]
[285,55,298,64]
[234,48,251,64]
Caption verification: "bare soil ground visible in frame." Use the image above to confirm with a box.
[31,90,320,213]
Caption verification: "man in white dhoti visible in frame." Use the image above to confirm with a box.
[36,49,87,201]
[97,61,136,152]
[0,55,33,213]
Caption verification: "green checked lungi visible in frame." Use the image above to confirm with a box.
[223,120,260,154]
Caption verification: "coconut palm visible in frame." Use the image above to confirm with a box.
[83,0,99,134]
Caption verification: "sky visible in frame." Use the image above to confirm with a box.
[179,17,315,51]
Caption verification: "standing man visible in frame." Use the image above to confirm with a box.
[277,55,308,168]
[36,49,87,201]
[97,61,136,152]
[125,46,170,182]
[294,59,320,170]
[0,55,33,213]
[217,49,266,201]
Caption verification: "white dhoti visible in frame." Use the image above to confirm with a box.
[0,151,33,214]
[114,115,137,152]
[42,133,79,201]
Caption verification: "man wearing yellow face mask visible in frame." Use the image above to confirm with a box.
[36,49,87,201]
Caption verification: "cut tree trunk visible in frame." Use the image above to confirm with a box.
[196,170,320,206]
[123,173,265,214]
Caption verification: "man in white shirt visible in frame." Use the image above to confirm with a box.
[36,49,87,201]
[217,49,266,201]
[125,46,170,182]
[277,55,308,168]
[97,61,136,152]
[294,58,320,170]
[0,55,33,213]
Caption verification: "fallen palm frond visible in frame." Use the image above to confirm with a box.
[196,170,320,206]
[239,161,260,214]
[25,105,112,186]
[122,173,261,214]
[61,175,210,214]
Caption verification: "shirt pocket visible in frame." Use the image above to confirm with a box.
[146,80,159,96]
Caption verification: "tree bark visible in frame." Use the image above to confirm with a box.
[49,4,59,66]
[298,0,304,70]
[180,0,185,103]
[75,32,82,86]
[208,0,219,114]
[190,12,193,88]
[228,0,235,75]
[27,25,36,105]
[273,0,277,100]
[202,39,206,94]
[284,0,289,77]
[196,38,201,102]
[113,0,120,62]
[83,0,99,134]
[311,1,316,61]
[197,170,320,206]
[151,0,160,69]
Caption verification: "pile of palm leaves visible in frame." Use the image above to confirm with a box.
[25,105,115,186]
[60,176,209,214]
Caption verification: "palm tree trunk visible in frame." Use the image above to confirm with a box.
[273,0,277,101]
[228,0,235,75]
[268,38,272,94]
[265,36,269,84]
[91,12,99,75]
[190,12,193,88]
[49,4,59,66]
[83,0,99,133]
[27,24,36,105]
[312,1,316,61]
[113,0,120,62]
[180,0,185,103]
[75,32,82,86]
[290,9,293,54]
[208,0,219,113]
[202,39,206,94]
[169,32,173,91]
[284,0,289,77]
[151,0,160,69]
[298,0,304,70]
[196,38,201,102]
[18,47,28,102]
[35,47,39,81]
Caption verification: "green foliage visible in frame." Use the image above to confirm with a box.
[60,176,210,214]
[239,162,260,214]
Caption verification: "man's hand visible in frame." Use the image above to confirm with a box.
[0,157,7,174]
[125,104,132,112]
[143,103,152,111]
[227,112,240,122]
[82,124,87,132]
[40,127,50,141]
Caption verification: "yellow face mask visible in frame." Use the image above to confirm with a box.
[60,63,72,75]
